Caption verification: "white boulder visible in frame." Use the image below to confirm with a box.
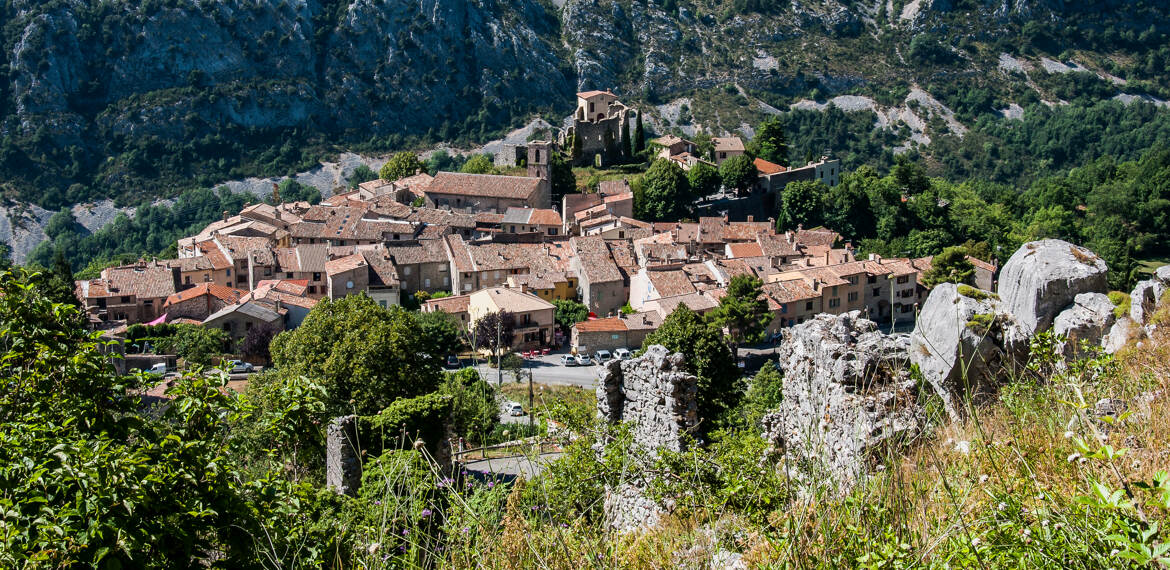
[997,239,1109,336]
[1052,293,1116,357]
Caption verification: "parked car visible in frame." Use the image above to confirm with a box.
[509,402,525,416]
[613,348,632,360]
[227,360,254,374]
[593,349,612,363]
[575,354,593,366]
[559,354,578,367]
[445,355,461,369]
[147,362,167,376]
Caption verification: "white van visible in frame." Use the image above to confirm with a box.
[148,362,167,376]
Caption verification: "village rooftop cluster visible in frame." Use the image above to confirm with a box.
[74,91,995,355]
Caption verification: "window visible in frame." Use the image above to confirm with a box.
[346,281,354,289]
[873,288,881,297]
[439,265,447,272]
[780,303,787,314]
[464,283,472,291]
[203,273,211,282]
[184,276,191,285]
[143,299,153,306]
[848,276,858,285]
[379,300,387,308]
[424,278,431,288]
[805,301,813,311]
[494,271,501,279]
[549,228,557,236]
[264,268,271,276]
[896,275,909,284]
[313,272,322,281]
[245,322,253,331]
[222,323,231,333]
[120,296,131,304]
[443,276,449,286]
[286,272,293,279]
[308,286,316,294]
[511,226,517,233]
[97,299,106,308]
[831,286,838,296]
[847,292,858,302]
[403,266,412,276]
[829,298,840,308]
[867,275,877,284]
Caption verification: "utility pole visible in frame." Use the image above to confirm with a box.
[888,273,896,333]
[527,369,534,429]
[496,315,503,386]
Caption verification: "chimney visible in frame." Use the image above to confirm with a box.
[824,250,830,265]
[223,210,229,222]
[275,209,282,221]
[275,299,282,313]
[786,230,794,245]
[812,279,820,292]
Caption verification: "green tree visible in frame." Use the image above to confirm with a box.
[779,180,826,230]
[348,164,378,189]
[634,112,646,155]
[642,305,740,431]
[154,324,229,366]
[710,274,771,356]
[416,310,464,356]
[473,310,516,365]
[380,151,424,181]
[640,158,692,221]
[620,117,632,161]
[269,295,444,416]
[750,116,789,166]
[440,368,499,445]
[719,154,758,193]
[921,246,976,288]
[687,161,721,197]
[550,152,577,199]
[569,130,583,163]
[460,154,497,174]
[737,362,784,429]
[552,299,589,331]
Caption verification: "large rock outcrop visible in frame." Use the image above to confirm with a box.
[1130,266,1170,333]
[1053,293,1116,358]
[762,312,920,489]
[997,239,1109,335]
[596,344,698,531]
[910,283,1028,420]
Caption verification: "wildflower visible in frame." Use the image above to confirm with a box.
[1054,523,1064,531]
[997,502,1007,512]
[971,537,981,547]
[1021,528,1031,537]
[374,500,382,506]
[1041,519,1049,527]
[954,440,971,454]
[368,543,381,555]
[1067,452,1081,463]
[1096,433,1108,442]
[1110,549,1119,557]
[487,481,495,488]
[403,529,409,536]
[421,508,433,518]
[1063,430,1074,439]
[979,474,989,484]
[462,526,470,534]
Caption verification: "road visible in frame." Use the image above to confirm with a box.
[466,351,601,388]
[462,452,564,479]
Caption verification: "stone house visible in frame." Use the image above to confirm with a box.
[467,287,556,350]
[75,261,180,325]
[444,235,573,295]
[421,294,473,330]
[570,90,632,166]
[569,236,627,317]
[240,280,318,329]
[162,283,246,322]
[712,136,745,165]
[500,207,563,237]
[762,156,843,198]
[384,240,452,296]
[570,312,662,353]
[505,272,578,303]
[651,135,697,160]
[203,301,285,343]
[423,171,550,212]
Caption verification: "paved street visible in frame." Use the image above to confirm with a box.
[466,350,602,388]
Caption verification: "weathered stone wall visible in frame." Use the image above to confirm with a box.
[326,415,362,496]
[596,344,698,531]
[762,311,920,490]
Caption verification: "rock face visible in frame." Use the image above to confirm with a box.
[1130,266,1170,333]
[596,344,698,531]
[1053,293,1116,358]
[910,283,1028,420]
[762,312,920,489]
[326,415,361,496]
[997,239,1109,336]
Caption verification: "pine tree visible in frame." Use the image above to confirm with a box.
[634,112,646,154]
[619,116,632,162]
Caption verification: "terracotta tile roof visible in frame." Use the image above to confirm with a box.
[272,245,328,273]
[165,283,245,306]
[424,294,471,314]
[574,317,627,333]
[325,253,368,275]
[721,222,772,242]
[196,240,232,270]
[967,256,995,272]
[653,291,718,316]
[166,256,217,272]
[252,279,310,296]
[648,270,697,298]
[384,240,449,265]
[795,227,840,248]
[621,311,663,331]
[446,235,573,275]
[651,135,686,147]
[215,235,272,262]
[501,207,562,227]
[606,240,638,276]
[757,234,802,257]
[571,236,622,283]
[754,158,786,175]
[728,242,764,258]
[713,137,745,152]
[715,258,762,280]
[563,193,604,219]
[472,287,556,313]
[426,172,542,200]
[406,207,478,228]
[761,280,820,304]
[94,263,179,299]
[577,90,616,99]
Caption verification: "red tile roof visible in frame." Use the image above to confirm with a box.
[728,243,764,258]
[754,158,786,175]
[574,317,627,333]
[426,172,543,200]
[164,283,245,306]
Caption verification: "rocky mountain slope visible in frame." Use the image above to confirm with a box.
[1,0,1168,238]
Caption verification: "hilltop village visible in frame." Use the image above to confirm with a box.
[73,91,990,356]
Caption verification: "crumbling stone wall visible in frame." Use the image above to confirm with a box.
[326,415,361,496]
[596,344,698,531]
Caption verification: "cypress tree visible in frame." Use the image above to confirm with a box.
[620,117,632,162]
[634,112,646,154]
